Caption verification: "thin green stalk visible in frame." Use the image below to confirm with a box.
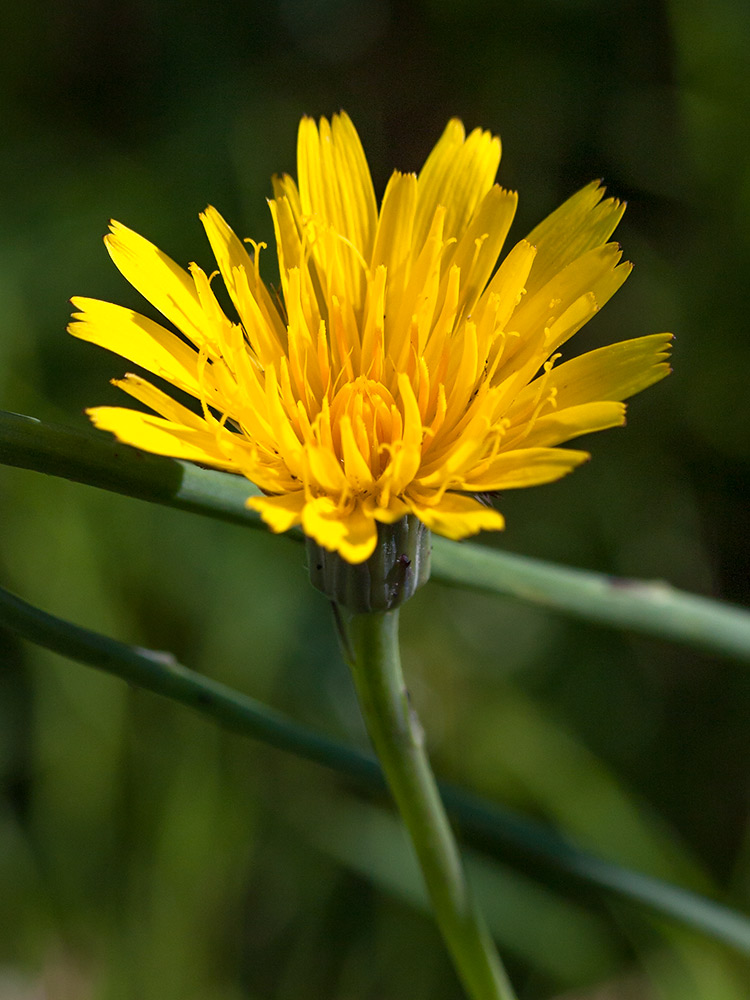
[4,580,750,954]
[0,410,264,527]
[344,609,518,1000]
[430,542,750,662]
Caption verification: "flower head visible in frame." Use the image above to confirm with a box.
[70,113,671,564]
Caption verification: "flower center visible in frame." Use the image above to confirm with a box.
[330,376,398,481]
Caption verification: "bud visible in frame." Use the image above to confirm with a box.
[307,515,431,612]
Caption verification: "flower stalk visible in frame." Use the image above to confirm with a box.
[343,608,518,1000]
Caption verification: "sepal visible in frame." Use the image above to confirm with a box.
[307,515,431,612]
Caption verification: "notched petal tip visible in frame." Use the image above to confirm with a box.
[85,406,115,430]
[106,219,132,241]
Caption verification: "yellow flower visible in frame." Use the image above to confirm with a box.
[69,113,671,564]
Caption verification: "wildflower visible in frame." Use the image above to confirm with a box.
[69,113,671,565]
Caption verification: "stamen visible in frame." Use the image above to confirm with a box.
[502,355,561,448]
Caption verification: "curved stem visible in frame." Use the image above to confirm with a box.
[344,609,518,1000]
[7,581,750,954]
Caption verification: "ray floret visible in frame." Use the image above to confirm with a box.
[70,113,671,563]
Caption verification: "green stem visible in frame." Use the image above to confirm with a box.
[344,609,518,1000]
[5,582,750,954]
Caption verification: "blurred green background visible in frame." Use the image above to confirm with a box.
[1,0,750,997]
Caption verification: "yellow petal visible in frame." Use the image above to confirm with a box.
[297,114,377,257]
[112,373,206,428]
[268,193,303,277]
[387,374,423,492]
[247,491,305,532]
[408,492,505,540]
[415,120,501,249]
[473,238,537,334]
[302,497,378,563]
[331,111,378,259]
[72,115,669,563]
[337,507,380,564]
[200,204,254,298]
[272,171,303,220]
[460,447,590,490]
[497,246,631,379]
[513,243,626,341]
[414,119,465,247]
[442,185,518,318]
[306,443,348,495]
[370,497,410,523]
[517,401,626,448]
[371,171,418,312]
[524,181,626,297]
[268,195,324,337]
[86,407,238,469]
[69,298,204,397]
[540,333,673,409]
[339,415,375,491]
[200,205,286,343]
[263,364,303,472]
[296,113,377,313]
[105,221,208,347]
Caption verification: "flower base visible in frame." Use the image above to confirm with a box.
[306,515,431,612]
